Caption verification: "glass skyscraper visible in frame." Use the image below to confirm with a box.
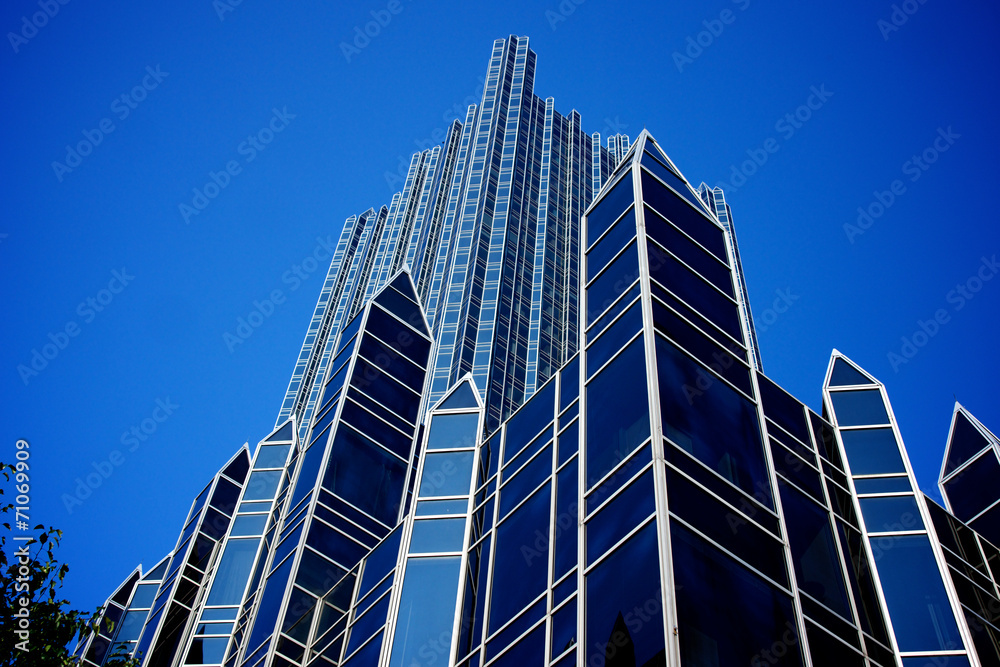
[77,36,1000,667]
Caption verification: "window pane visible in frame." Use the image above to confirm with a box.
[409,518,466,554]
[323,424,408,525]
[585,522,666,666]
[656,337,770,505]
[243,471,281,501]
[427,413,480,450]
[587,176,635,248]
[859,495,924,533]
[587,469,655,565]
[587,242,639,326]
[419,451,475,498]
[829,390,890,426]
[672,522,803,667]
[388,557,461,667]
[874,535,963,651]
[255,444,291,469]
[587,207,636,283]
[943,451,1000,522]
[489,485,551,633]
[639,169,727,261]
[586,338,650,487]
[839,428,904,475]
[586,299,643,379]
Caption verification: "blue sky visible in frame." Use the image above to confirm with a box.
[2,0,998,618]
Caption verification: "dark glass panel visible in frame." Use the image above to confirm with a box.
[644,204,733,295]
[296,548,347,598]
[358,333,426,394]
[804,621,865,667]
[810,412,845,471]
[639,170,727,261]
[287,441,324,513]
[943,451,1000,522]
[945,411,993,475]
[504,379,555,465]
[586,338,650,488]
[874,535,963,651]
[559,354,580,411]
[829,390,890,426]
[859,495,924,533]
[554,459,579,582]
[499,444,551,519]
[335,314,363,355]
[779,481,852,617]
[349,356,420,424]
[829,358,873,387]
[657,336,770,504]
[372,287,424,333]
[771,441,825,503]
[266,421,294,442]
[757,373,811,446]
[245,556,294,653]
[586,176,635,248]
[672,522,803,667]
[358,525,401,600]
[586,242,639,326]
[853,476,911,494]
[587,469,655,565]
[364,305,431,366]
[345,593,390,656]
[439,381,479,410]
[586,207,636,283]
[965,607,1000,667]
[588,283,641,344]
[585,523,666,667]
[839,428,904,476]
[652,297,751,397]
[488,620,545,665]
[322,424,408,525]
[558,420,579,468]
[667,467,788,586]
[419,451,474,498]
[650,280,734,351]
[551,598,577,659]
[587,444,650,514]
[306,521,368,570]
[647,241,741,341]
[489,485,551,633]
[901,657,971,667]
[586,299,643,379]
[340,400,412,460]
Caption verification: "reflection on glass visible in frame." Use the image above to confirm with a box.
[839,429,904,476]
[388,557,461,667]
[419,451,475,498]
[829,390,890,426]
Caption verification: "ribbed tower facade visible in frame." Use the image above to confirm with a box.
[77,36,1000,667]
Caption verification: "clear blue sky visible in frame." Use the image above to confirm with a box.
[3,0,998,618]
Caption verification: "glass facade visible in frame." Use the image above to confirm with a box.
[80,36,999,667]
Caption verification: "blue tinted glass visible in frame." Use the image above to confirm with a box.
[296,549,347,597]
[639,170,727,261]
[778,481,852,618]
[587,242,639,325]
[499,444,552,518]
[551,598,577,659]
[586,338,650,487]
[829,358,873,386]
[944,411,992,475]
[644,205,732,295]
[288,441,324,511]
[488,621,545,666]
[365,305,431,366]
[859,495,924,533]
[246,555,294,653]
[757,374,811,445]
[874,535,963,651]
[830,390,890,426]
[358,333,426,394]
[323,424,408,525]
[559,355,580,411]
[231,514,267,536]
[489,485,551,633]
[586,522,666,666]
[901,658,971,667]
[853,476,911,494]
[409,518,467,554]
[373,288,424,334]
[116,609,148,642]
[416,498,469,516]
[340,400,412,459]
[657,337,770,505]
[554,460,578,581]
[586,207,636,283]
[345,593,390,655]
[504,379,556,465]
[130,583,158,608]
[420,451,475,497]
[439,382,479,410]
[427,412,480,450]
[558,420,578,468]
[587,469,655,564]
[358,526,402,599]
[587,176,635,248]
[254,444,290,469]
[839,429,904,475]
[186,637,229,664]
[672,522,803,667]
[350,356,420,424]
[243,471,281,501]
[586,299,643,379]
[943,450,1000,522]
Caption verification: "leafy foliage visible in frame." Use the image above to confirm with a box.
[0,461,139,666]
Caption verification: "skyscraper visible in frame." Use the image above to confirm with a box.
[77,36,1000,667]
